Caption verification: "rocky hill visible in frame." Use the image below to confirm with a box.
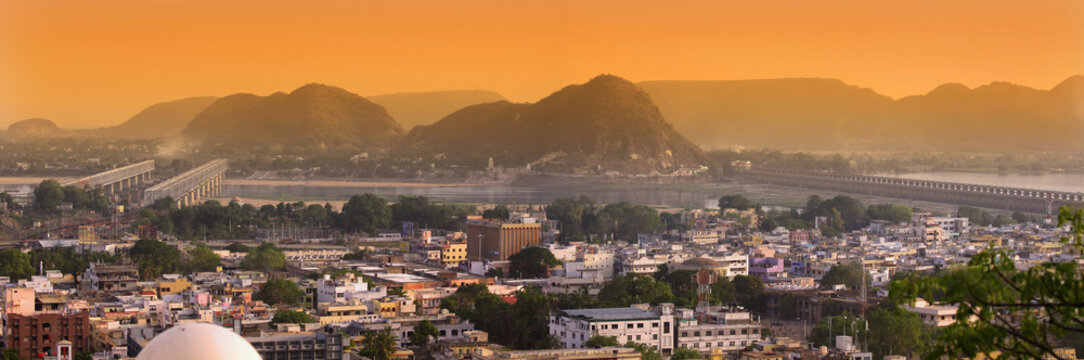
[368,90,505,130]
[6,118,70,138]
[182,84,404,148]
[399,75,707,174]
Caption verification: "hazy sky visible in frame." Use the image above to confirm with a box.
[2,0,1083,129]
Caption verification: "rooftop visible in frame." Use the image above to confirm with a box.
[558,307,660,321]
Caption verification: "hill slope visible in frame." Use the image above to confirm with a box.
[640,76,1084,151]
[6,118,70,138]
[400,75,707,174]
[182,84,404,148]
[368,90,505,130]
[81,96,219,139]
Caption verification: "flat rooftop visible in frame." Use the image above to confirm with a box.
[558,307,660,321]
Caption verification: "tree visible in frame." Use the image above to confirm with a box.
[0,250,33,280]
[342,249,366,261]
[820,262,870,290]
[391,195,456,230]
[598,273,675,307]
[410,320,439,346]
[341,194,392,234]
[671,348,701,360]
[867,203,914,223]
[129,238,181,279]
[594,202,664,242]
[718,194,755,210]
[226,242,251,253]
[257,278,304,305]
[733,275,767,313]
[623,342,662,360]
[0,349,25,360]
[0,192,15,210]
[507,247,561,279]
[186,243,221,272]
[482,205,511,220]
[546,196,598,243]
[890,206,1084,360]
[866,306,928,360]
[360,328,398,360]
[34,179,65,210]
[485,268,504,278]
[241,242,286,271]
[585,335,620,348]
[270,310,316,325]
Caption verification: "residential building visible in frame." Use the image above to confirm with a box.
[466,219,542,261]
[4,311,91,360]
[550,304,675,355]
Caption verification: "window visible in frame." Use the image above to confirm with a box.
[741,329,747,335]
[627,324,633,329]
[637,323,644,328]
[729,330,736,335]
[682,332,688,337]
[652,322,659,328]
[705,331,712,336]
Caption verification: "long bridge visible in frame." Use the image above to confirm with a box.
[142,159,228,207]
[733,167,1083,214]
[64,160,155,196]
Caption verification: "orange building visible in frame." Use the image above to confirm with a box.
[466,219,542,261]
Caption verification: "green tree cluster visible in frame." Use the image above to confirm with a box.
[819,261,873,290]
[129,238,181,279]
[440,284,557,349]
[0,249,34,280]
[891,206,1084,359]
[545,196,663,243]
[866,203,914,223]
[257,278,305,305]
[270,310,316,325]
[341,194,391,235]
[241,242,287,271]
[409,320,439,346]
[507,247,561,279]
[597,273,675,307]
[718,194,755,210]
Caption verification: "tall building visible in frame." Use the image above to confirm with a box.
[4,311,91,359]
[466,219,542,261]
[550,304,676,355]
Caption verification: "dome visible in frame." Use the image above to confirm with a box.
[681,257,721,269]
[136,323,261,360]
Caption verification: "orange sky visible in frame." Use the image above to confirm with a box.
[2,0,1083,129]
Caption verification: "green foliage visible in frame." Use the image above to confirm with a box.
[623,342,662,360]
[508,247,561,279]
[867,203,914,223]
[359,328,398,360]
[257,278,305,305]
[185,243,222,272]
[341,249,366,260]
[270,310,316,325]
[0,192,15,210]
[241,242,287,272]
[820,261,871,290]
[890,206,1084,360]
[410,320,440,346]
[440,284,558,349]
[0,249,34,280]
[598,273,674,307]
[34,179,65,210]
[585,335,621,348]
[0,349,25,360]
[482,205,511,219]
[718,194,755,210]
[594,201,664,242]
[341,193,392,234]
[806,195,868,232]
[391,195,463,230]
[226,242,251,253]
[28,248,119,276]
[867,307,929,360]
[129,238,181,279]
[808,312,865,348]
[485,268,504,278]
[671,348,701,360]
[546,196,598,243]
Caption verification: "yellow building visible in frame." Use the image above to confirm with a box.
[156,277,192,297]
[442,242,468,267]
[316,302,371,325]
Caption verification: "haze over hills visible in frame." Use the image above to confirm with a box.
[182,84,404,148]
[368,90,505,130]
[640,75,1084,151]
[399,75,707,173]
[5,118,70,138]
[81,97,219,139]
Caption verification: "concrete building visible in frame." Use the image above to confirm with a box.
[4,311,91,360]
[81,263,139,294]
[474,348,642,360]
[550,304,676,355]
[245,329,347,360]
[315,274,385,305]
[903,298,959,327]
[466,219,542,261]
[674,307,762,354]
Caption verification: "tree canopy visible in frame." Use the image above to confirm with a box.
[890,206,1084,360]
[257,278,305,305]
[341,194,392,235]
[241,242,287,272]
[270,310,316,325]
[0,250,34,280]
[129,238,181,279]
[820,261,871,290]
[410,320,439,346]
[718,194,755,210]
[507,247,561,279]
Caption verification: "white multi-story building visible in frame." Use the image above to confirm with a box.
[550,304,676,356]
[930,217,970,237]
[315,274,386,305]
[903,298,959,327]
[673,307,762,354]
[565,248,616,280]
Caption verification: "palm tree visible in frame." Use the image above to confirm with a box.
[360,328,397,360]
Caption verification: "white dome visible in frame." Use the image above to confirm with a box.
[136,323,261,360]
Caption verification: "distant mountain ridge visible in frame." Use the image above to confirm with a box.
[639,75,1084,151]
[182,84,404,148]
[399,75,707,173]
[368,90,505,130]
[6,118,69,137]
[81,96,219,139]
